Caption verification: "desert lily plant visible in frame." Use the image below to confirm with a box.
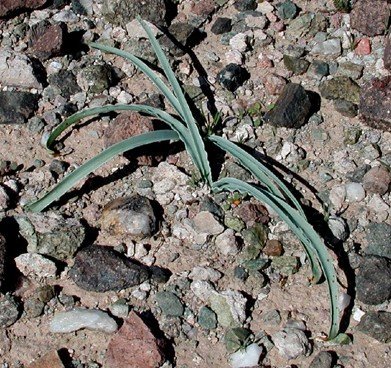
[25,18,341,340]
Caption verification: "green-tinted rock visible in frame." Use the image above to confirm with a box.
[77,64,113,94]
[198,306,217,330]
[343,127,362,145]
[242,223,269,260]
[242,258,269,272]
[224,327,252,353]
[155,291,184,317]
[224,216,245,232]
[271,256,300,275]
[219,161,252,181]
[276,1,298,20]
[210,294,237,328]
[319,77,360,104]
[283,55,310,75]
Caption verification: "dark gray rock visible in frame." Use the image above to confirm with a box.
[319,76,360,104]
[71,0,93,15]
[0,91,39,125]
[366,223,391,259]
[359,76,391,132]
[155,291,184,317]
[198,306,218,329]
[234,0,257,11]
[70,244,150,292]
[334,99,358,117]
[308,351,334,368]
[0,294,20,328]
[357,311,391,343]
[276,1,298,20]
[48,159,69,178]
[264,83,312,128]
[356,255,391,305]
[77,64,114,94]
[217,63,249,92]
[15,213,85,262]
[0,234,5,292]
[48,70,81,99]
[211,17,232,34]
[283,55,310,75]
[28,20,68,61]
[0,0,47,17]
[160,22,197,57]
[350,0,391,36]
[384,37,391,71]
[102,0,168,27]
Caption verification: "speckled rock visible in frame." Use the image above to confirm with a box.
[0,91,39,124]
[362,166,391,195]
[155,291,184,317]
[100,195,157,240]
[48,70,81,99]
[264,83,312,128]
[211,17,232,34]
[357,311,391,343]
[319,77,360,104]
[15,213,85,261]
[14,253,57,279]
[106,311,166,368]
[198,306,218,329]
[350,0,391,36]
[308,351,334,368]
[217,63,249,92]
[76,64,113,94]
[234,0,257,11]
[70,244,149,292]
[0,294,20,328]
[366,222,391,259]
[283,55,310,75]
[272,328,311,359]
[102,0,167,26]
[359,76,391,132]
[28,20,68,61]
[356,255,391,305]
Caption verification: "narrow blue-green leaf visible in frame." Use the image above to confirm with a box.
[25,130,179,213]
[45,104,189,151]
[138,18,212,185]
[89,42,185,120]
[209,134,306,218]
[212,177,339,339]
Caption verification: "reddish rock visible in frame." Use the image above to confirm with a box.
[384,37,391,71]
[350,0,391,36]
[29,20,68,61]
[191,0,217,16]
[354,37,371,55]
[25,350,65,368]
[103,111,163,165]
[263,239,284,257]
[0,0,47,17]
[360,76,391,131]
[362,166,391,195]
[263,73,287,95]
[234,201,269,226]
[106,311,166,368]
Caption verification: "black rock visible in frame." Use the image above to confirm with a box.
[356,255,391,305]
[234,0,257,11]
[211,17,232,35]
[217,63,249,92]
[357,311,391,343]
[0,91,39,125]
[264,83,312,128]
[48,70,81,99]
[69,244,150,292]
[366,222,391,259]
[49,159,69,178]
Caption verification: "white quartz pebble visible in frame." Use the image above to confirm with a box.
[230,343,263,368]
[49,308,118,334]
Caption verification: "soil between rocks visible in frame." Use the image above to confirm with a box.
[0,0,391,367]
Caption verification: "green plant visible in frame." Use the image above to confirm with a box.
[25,18,341,340]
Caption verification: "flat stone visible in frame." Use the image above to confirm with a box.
[356,255,391,305]
[155,291,184,317]
[29,20,68,61]
[0,91,39,125]
[189,266,223,282]
[356,311,391,343]
[362,166,391,195]
[0,49,43,90]
[193,211,224,235]
[69,244,150,292]
[100,195,157,240]
[106,311,166,368]
[308,351,334,368]
[0,294,20,328]
[0,0,47,17]
[102,0,167,26]
[264,83,312,128]
[354,37,371,55]
[359,76,391,132]
[310,38,341,56]
[15,213,85,261]
[14,253,57,279]
[351,0,391,36]
[337,62,364,80]
[319,76,360,104]
[366,222,391,259]
[334,99,358,117]
[25,350,65,368]
[271,256,300,275]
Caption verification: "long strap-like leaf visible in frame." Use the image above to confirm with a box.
[212,177,340,339]
[25,130,179,212]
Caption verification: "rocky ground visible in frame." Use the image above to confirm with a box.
[0,0,391,367]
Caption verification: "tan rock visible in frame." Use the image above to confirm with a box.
[26,350,65,368]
